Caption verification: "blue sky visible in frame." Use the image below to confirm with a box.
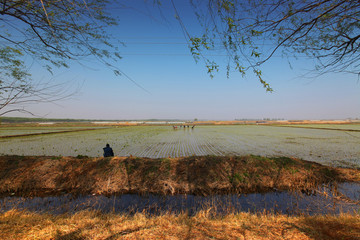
[9,1,360,120]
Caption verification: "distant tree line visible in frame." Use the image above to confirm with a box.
[0,117,92,123]
[235,118,285,121]
[0,117,196,123]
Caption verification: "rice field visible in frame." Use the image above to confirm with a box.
[0,124,359,168]
[0,126,105,137]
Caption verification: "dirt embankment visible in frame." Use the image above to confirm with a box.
[0,155,359,197]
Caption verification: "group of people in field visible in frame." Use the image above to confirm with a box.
[173,125,195,130]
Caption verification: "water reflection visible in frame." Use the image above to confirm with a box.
[1,183,359,216]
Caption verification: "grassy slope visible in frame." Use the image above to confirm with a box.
[0,155,359,196]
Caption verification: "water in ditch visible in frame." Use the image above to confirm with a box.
[1,183,359,216]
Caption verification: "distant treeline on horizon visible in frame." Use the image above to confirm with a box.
[0,117,192,123]
[235,118,285,121]
[1,117,358,124]
[0,117,90,123]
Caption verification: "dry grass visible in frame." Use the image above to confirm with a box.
[0,209,359,239]
[1,155,359,197]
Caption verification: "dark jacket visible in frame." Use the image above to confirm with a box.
[103,146,114,157]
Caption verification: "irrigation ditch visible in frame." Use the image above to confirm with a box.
[1,182,359,216]
[0,155,359,216]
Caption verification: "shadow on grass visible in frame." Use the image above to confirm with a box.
[54,229,84,240]
[104,225,154,240]
[295,216,360,239]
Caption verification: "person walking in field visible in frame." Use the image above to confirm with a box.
[103,143,114,157]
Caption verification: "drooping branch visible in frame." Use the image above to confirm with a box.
[0,0,128,116]
[180,0,360,88]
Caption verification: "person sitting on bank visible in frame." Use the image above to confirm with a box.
[103,143,114,157]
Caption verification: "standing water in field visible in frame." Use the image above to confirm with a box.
[1,183,359,216]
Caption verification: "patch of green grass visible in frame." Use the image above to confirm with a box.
[289,168,299,174]
[249,155,267,161]
[320,168,337,179]
[229,173,246,185]
[305,163,313,170]
[273,157,297,168]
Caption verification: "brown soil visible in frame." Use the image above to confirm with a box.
[0,155,359,197]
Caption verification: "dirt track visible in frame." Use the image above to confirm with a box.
[0,155,359,197]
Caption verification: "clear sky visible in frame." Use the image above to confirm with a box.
[8,1,360,120]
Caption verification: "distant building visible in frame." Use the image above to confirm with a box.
[168,122,186,124]
[129,121,145,124]
[146,122,167,125]
[92,121,119,125]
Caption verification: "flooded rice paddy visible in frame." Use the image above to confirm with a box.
[0,125,359,168]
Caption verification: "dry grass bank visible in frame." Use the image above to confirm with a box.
[0,155,359,197]
[0,209,359,239]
